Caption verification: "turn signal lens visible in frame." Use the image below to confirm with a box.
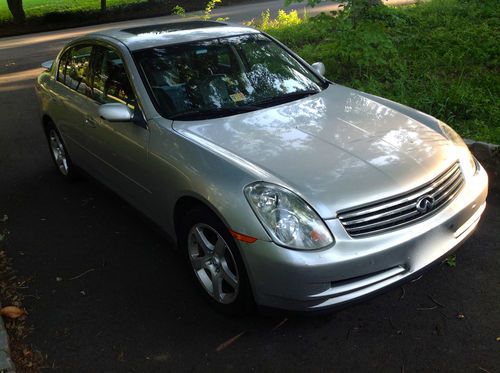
[229,229,257,244]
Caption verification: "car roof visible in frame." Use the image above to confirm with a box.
[88,20,260,51]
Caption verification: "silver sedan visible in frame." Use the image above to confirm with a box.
[35,21,488,313]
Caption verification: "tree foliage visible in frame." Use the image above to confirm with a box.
[285,0,384,27]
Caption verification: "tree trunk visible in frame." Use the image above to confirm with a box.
[6,0,25,24]
[101,0,106,12]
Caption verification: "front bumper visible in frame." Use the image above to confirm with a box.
[241,165,488,312]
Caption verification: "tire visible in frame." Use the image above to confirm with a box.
[180,206,254,315]
[44,121,78,181]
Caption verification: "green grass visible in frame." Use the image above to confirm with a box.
[253,0,500,143]
[0,0,148,21]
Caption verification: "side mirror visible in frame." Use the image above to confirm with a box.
[311,62,326,77]
[41,60,53,71]
[98,103,133,122]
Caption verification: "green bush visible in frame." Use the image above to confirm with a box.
[254,0,500,143]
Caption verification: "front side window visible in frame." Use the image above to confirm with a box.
[134,33,326,120]
[92,46,136,109]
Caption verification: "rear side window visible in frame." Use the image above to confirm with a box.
[57,45,93,97]
[92,46,136,109]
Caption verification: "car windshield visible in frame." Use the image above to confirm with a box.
[133,33,327,120]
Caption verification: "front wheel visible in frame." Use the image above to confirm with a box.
[181,206,254,314]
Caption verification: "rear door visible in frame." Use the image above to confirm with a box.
[50,44,96,168]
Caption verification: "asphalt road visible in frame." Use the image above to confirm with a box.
[0,0,499,371]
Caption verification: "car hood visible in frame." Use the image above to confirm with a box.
[172,84,458,218]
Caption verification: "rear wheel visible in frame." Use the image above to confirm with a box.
[181,206,254,314]
[44,122,77,180]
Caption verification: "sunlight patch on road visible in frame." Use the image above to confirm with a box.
[0,67,42,83]
[0,67,42,92]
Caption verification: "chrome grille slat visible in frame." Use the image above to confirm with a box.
[434,175,464,205]
[431,161,461,185]
[338,190,428,219]
[338,162,464,238]
[341,202,417,226]
[440,183,464,206]
[339,163,460,220]
[347,210,421,233]
[430,168,462,198]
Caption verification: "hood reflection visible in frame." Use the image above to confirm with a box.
[173,84,457,216]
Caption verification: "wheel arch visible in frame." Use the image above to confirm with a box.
[41,114,54,133]
[174,193,257,312]
[173,195,232,245]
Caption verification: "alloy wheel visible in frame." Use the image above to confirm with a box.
[187,223,239,304]
[48,129,69,175]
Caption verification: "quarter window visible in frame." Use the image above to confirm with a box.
[57,50,70,85]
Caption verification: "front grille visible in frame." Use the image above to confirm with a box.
[338,162,464,238]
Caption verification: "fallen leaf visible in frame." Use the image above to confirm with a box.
[117,350,125,362]
[216,331,245,352]
[445,255,457,267]
[70,268,96,280]
[152,353,169,362]
[1,306,26,319]
[496,336,500,341]
[272,318,288,331]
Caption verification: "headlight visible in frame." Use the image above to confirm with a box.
[244,182,334,250]
[438,121,477,178]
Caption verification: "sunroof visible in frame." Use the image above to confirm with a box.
[122,21,227,35]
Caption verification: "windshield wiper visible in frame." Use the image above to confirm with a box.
[168,105,261,120]
[252,90,320,108]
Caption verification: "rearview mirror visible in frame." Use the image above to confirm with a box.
[311,62,326,77]
[98,103,133,122]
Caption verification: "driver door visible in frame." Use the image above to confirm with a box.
[83,44,151,209]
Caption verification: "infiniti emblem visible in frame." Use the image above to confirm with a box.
[416,195,435,214]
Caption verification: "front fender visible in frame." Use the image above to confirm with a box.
[147,119,273,244]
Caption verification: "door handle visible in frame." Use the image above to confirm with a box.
[84,117,97,128]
